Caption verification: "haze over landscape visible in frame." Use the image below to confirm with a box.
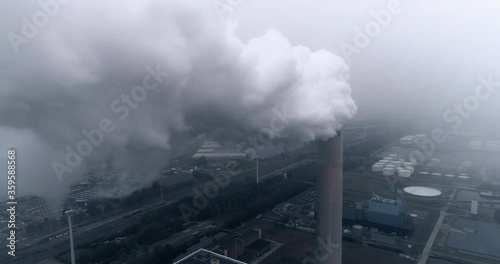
[1,1,500,264]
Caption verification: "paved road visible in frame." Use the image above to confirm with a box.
[418,188,457,264]
[418,206,447,264]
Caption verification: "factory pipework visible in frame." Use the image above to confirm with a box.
[317,131,343,264]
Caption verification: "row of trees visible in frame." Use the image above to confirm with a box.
[56,167,311,263]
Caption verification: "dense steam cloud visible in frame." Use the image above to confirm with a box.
[0,0,356,202]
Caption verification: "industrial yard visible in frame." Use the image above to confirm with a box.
[3,127,500,264]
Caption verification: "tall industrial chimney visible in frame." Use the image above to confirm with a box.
[317,131,343,264]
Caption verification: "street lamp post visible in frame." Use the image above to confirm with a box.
[65,210,76,264]
[256,157,259,184]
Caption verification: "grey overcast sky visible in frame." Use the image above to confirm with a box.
[0,0,499,202]
[233,0,500,123]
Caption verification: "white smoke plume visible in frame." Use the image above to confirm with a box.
[0,0,356,202]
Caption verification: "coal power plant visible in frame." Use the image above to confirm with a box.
[2,1,500,264]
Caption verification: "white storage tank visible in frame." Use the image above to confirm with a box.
[400,135,416,145]
[485,141,500,151]
[383,167,395,176]
[352,225,363,239]
[391,161,402,166]
[383,157,393,161]
[415,134,426,140]
[372,164,384,172]
[398,169,411,178]
[469,140,483,150]
[458,174,470,180]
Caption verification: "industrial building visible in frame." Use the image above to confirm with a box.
[193,141,248,161]
[212,229,263,260]
[368,195,406,228]
[343,200,364,223]
[173,249,246,264]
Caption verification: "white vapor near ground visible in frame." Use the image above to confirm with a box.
[0,0,356,203]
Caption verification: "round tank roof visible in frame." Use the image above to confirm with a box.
[404,186,442,197]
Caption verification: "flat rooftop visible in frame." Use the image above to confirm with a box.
[173,249,246,264]
[447,218,500,260]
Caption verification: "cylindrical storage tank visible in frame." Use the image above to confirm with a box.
[458,175,470,180]
[415,134,426,139]
[385,164,397,169]
[432,172,442,176]
[398,169,411,177]
[383,167,395,176]
[379,160,390,164]
[352,225,363,239]
[391,161,402,166]
[372,164,383,172]
[469,140,483,150]
[403,162,412,167]
[485,141,499,151]
[406,166,414,174]
[419,171,429,175]
[383,157,393,161]
[409,214,418,225]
